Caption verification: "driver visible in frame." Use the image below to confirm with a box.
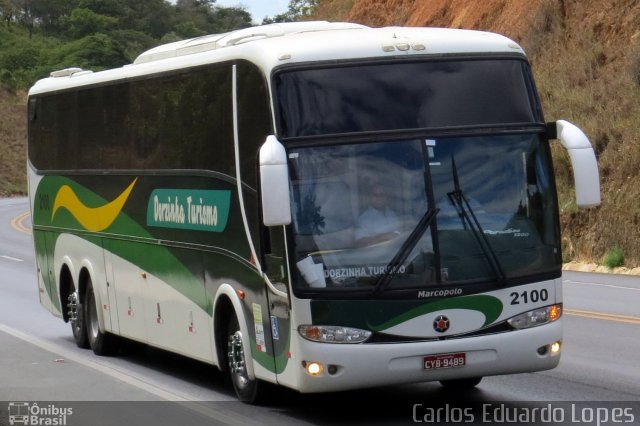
[354,184,401,246]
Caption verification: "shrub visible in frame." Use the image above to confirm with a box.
[603,247,624,269]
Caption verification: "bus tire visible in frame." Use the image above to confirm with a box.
[439,377,482,389]
[85,277,119,356]
[68,279,89,349]
[227,316,266,404]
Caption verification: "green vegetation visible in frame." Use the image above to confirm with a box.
[0,0,252,90]
[0,0,256,196]
[603,247,625,270]
[0,0,315,197]
[263,0,319,24]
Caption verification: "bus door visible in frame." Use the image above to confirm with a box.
[262,226,291,382]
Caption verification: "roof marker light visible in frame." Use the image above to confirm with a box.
[50,68,84,78]
[382,45,395,52]
[412,44,426,51]
[396,43,410,51]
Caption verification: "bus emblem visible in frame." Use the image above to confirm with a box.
[433,315,450,333]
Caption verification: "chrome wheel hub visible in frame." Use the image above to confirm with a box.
[228,331,249,389]
[67,292,79,325]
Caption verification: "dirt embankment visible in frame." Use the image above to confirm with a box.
[344,0,640,45]
[334,0,640,269]
[0,87,27,196]
[346,0,539,41]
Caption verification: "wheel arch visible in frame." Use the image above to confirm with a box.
[78,260,106,333]
[212,284,254,379]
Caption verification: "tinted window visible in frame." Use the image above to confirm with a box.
[236,61,274,257]
[237,61,273,189]
[275,58,541,137]
[29,63,235,175]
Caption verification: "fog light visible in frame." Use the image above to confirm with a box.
[550,341,561,354]
[303,361,323,376]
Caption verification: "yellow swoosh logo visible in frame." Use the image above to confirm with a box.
[51,179,138,232]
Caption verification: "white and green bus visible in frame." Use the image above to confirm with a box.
[27,21,600,403]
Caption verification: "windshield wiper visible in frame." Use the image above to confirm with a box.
[447,154,506,285]
[373,207,438,296]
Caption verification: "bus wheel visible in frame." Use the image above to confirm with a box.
[68,282,89,349]
[439,377,482,389]
[85,278,119,356]
[227,316,265,403]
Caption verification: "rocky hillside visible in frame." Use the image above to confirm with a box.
[314,0,640,267]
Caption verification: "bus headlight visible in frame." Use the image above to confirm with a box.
[507,304,562,330]
[299,325,372,343]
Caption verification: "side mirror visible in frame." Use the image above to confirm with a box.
[550,120,601,208]
[259,136,292,226]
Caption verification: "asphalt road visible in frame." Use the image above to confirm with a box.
[1,197,639,425]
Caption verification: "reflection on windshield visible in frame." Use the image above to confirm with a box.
[288,135,560,293]
[446,153,506,284]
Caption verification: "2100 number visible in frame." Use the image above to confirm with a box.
[510,289,549,305]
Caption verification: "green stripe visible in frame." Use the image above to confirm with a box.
[311,295,504,332]
[34,176,210,314]
[370,295,503,331]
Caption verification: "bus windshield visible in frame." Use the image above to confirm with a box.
[288,134,561,293]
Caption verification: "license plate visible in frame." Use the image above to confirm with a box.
[423,352,466,370]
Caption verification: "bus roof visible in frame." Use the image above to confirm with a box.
[29,21,525,96]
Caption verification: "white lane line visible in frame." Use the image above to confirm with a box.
[1,255,24,262]
[564,280,640,292]
[0,322,189,401]
[0,323,261,426]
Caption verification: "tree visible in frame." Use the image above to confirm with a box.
[0,0,19,29]
[78,0,125,18]
[120,0,172,38]
[31,0,79,34]
[65,7,118,38]
[173,0,250,37]
[0,0,258,90]
[263,0,319,24]
[109,29,156,62]
[15,0,36,37]
[208,6,251,33]
[54,33,128,69]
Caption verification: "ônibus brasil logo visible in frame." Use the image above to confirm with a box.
[7,402,73,426]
